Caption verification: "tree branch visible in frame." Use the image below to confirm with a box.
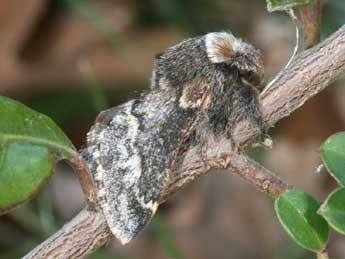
[161,144,291,202]
[24,24,345,259]
[23,208,111,259]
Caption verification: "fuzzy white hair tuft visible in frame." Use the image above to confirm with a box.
[205,32,244,63]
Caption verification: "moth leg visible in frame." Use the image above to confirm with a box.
[227,85,265,138]
[238,85,265,133]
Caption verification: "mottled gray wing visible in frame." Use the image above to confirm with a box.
[87,100,156,244]
[86,90,198,244]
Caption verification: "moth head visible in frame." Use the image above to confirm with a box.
[205,32,264,88]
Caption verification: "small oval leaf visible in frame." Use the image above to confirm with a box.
[319,187,345,235]
[0,96,75,214]
[321,132,345,186]
[267,0,316,12]
[0,142,53,211]
[275,191,329,251]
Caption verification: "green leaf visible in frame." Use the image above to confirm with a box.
[321,132,345,186]
[266,0,316,12]
[275,191,329,251]
[319,187,345,235]
[0,96,75,214]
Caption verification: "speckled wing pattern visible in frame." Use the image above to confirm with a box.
[86,88,200,244]
[85,31,264,245]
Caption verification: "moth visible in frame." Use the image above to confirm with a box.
[85,32,264,244]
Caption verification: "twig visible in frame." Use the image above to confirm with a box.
[261,8,302,96]
[223,154,291,198]
[23,24,345,258]
[299,0,321,48]
[162,146,291,201]
[69,153,98,208]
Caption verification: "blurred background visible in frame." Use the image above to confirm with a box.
[0,0,345,258]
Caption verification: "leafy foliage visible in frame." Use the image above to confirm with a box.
[276,132,345,253]
[321,132,345,186]
[0,96,75,214]
[275,191,329,251]
[318,132,345,236]
[319,187,345,235]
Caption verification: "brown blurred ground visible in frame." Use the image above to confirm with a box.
[0,0,345,258]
